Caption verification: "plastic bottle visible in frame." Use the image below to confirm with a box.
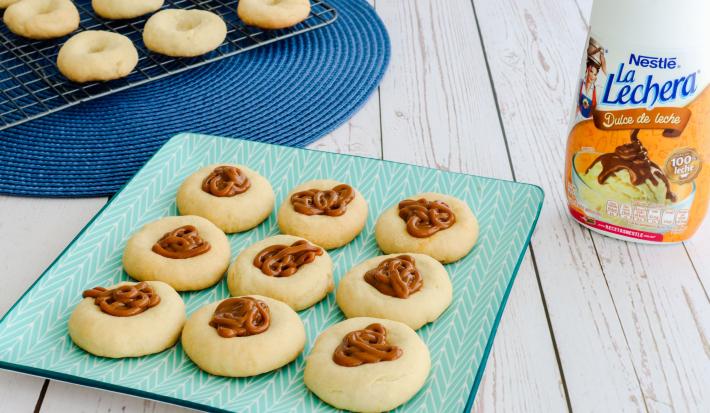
[564,0,710,243]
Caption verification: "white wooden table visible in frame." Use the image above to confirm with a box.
[1,1,709,412]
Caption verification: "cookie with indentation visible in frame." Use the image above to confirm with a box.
[57,31,138,83]
[143,9,227,57]
[4,0,79,40]
[177,164,275,233]
[375,192,478,263]
[237,0,310,30]
[92,0,163,20]
[304,317,430,412]
[228,234,333,311]
[336,253,452,329]
[123,215,231,291]
[68,281,185,358]
[278,179,368,249]
[181,295,306,377]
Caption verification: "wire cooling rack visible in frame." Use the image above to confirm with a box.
[0,0,337,131]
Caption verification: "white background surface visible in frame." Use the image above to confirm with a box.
[1,0,708,412]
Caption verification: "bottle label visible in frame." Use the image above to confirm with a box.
[565,31,709,243]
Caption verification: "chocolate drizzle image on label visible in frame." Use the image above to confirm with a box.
[202,166,251,197]
[332,323,403,367]
[152,225,211,259]
[209,297,270,338]
[586,129,677,202]
[398,198,456,238]
[82,282,160,317]
[252,240,323,277]
[290,184,355,216]
[364,255,422,299]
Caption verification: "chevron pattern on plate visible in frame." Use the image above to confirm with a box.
[0,133,543,412]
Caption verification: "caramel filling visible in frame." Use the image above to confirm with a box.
[364,255,422,299]
[398,198,456,238]
[253,240,323,277]
[83,282,160,317]
[586,129,677,202]
[290,184,355,216]
[209,297,270,338]
[333,323,403,367]
[152,225,210,259]
[202,166,251,197]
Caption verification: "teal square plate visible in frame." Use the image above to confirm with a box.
[0,134,543,412]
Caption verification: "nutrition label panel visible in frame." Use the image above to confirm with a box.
[605,200,689,228]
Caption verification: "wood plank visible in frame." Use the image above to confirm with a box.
[474,0,710,412]
[0,196,107,409]
[307,92,382,158]
[684,219,710,295]
[40,381,193,413]
[471,257,568,413]
[375,1,567,412]
[573,0,592,25]
[0,196,107,316]
[0,371,44,412]
[592,235,710,411]
[471,0,648,411]
[378,0,509,177]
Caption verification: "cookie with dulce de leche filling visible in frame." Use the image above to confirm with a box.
[304,317,430,412]
[336,253,452,330]
[181,295,305,377]
[177,163,275,233]
[277,179,368,249]
[374,192,478,263]
[228,234,333,311]
[123,215,231,291]
[68,281,185,358]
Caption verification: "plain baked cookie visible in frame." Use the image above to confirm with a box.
[57,31,138,83]
[92,0,162,20]
[304,317,430,412]
[375,192,478,263]
[237,0,310,30]
[3,0,79,40]
[277,179,368,250]
[68,281,186,358]
[143,9,227,57]
[122,215,231,291]
[182,295,306,377]
[336,253,452,330]
[227,234,333,311]
[176,164,275,233]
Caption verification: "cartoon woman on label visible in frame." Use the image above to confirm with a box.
[578,38,606,118]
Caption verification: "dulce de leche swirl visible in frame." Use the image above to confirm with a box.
[290,184,355,216]
[364,255,422,299]
[209,297,270,338]
[82,282,160,317]
[398,198,456,238]
[332,323,403,367]
[586,129,677,202]
[152,225,211,259]
[202,166,251,197]
[253,240,323,277]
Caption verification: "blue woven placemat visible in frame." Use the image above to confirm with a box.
[0,0,389,197]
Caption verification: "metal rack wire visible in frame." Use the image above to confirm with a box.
[0,0,337,131]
